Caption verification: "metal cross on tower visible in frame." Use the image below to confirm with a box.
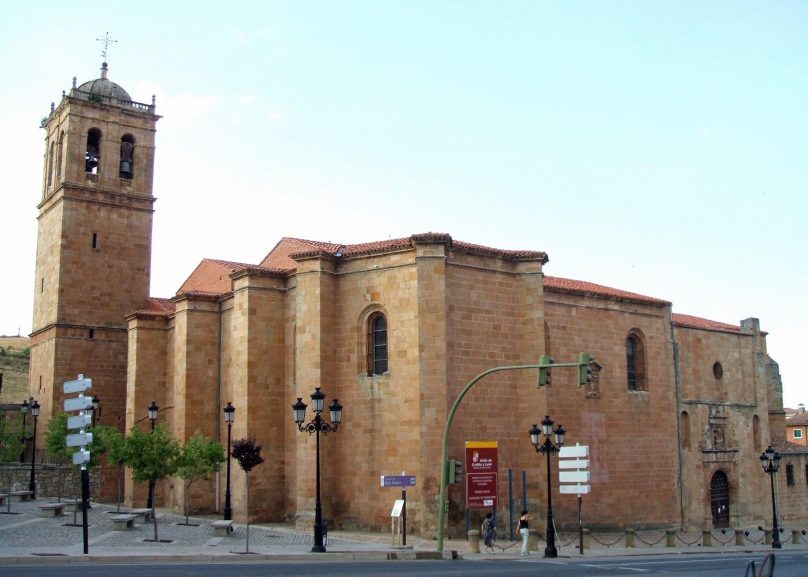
[96,32,118,61]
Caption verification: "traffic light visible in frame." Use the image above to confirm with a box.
[578,352,593,386]
[538,354,554,387]
[446,460,464,484]
[453,460,463,484]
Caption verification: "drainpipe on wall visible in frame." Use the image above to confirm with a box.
[671,324,686,531]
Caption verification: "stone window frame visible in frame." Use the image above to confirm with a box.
[363,308,389,377]
[626,329,647,392]
[794,429,804,440]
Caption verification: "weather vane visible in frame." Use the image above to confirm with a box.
[96,32,117,62]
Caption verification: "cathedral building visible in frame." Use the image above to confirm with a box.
[30,63,807,535]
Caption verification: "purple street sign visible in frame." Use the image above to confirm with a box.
[380,475,416,488]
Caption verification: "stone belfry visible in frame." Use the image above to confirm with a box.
[30,61,160,433]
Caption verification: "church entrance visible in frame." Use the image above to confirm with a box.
[710,471,730,528]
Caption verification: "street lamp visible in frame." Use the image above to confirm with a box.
[292,388,343,553]
[146,401,159,509]
[529,414,566,558]
[223,402,235,521]
[29,400,40,498]
[91,396,100,427]
[759,445,782,549]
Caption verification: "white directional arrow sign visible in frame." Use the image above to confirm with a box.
[63,376,92,394]
[558,444,590,496]
[64,396,94,412]
[72,449,91,465]
[66,432,93,447]
[67,414,92,430]
[559,470,591,483]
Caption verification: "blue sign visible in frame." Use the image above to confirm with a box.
[381,475,416,488]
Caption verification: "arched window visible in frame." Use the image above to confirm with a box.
[86,128,102,174]
[626,331,646,391]
[47,140,55,186]
[752,415,761,452]
[680,411,690,450]
[366,312,388,376]
[56,130,64,179]
[119,134,135,178]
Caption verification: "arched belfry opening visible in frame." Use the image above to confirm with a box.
[86,128,102,174]
[119,134,135,178]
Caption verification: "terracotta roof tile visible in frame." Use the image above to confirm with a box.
[671,313,743,334]
[781,440,808,454]
[132,297,175,318]
[786,411,808,426]
[176,259,251,295]
[259,238,343,271]
[454,240,548,263]
[544,276,670,306]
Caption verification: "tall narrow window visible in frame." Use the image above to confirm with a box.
[786,463,795,487]
[86,128,101,174]
[119,134,135,178]
[92,233,98,249]
[56,131,64,179]
[626,331,646,391]
[753,415,761,452]
[680,411,690,450]
[367,312,388,376]
[47,140,55,186]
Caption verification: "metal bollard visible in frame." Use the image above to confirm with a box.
[626,528,635,548]
[467,530,480,554]
[702,530,712,547]
[666,529,676,548]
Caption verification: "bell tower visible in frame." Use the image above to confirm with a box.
[30,62,160,431]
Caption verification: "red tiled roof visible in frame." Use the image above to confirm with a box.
[259,238,343,270]
[671,313,743,334]
[453,240,548,262]
[544,276,670,306]
[176,259,251,295]
[781,440,808,454]
[786,411,808,426]
[133,297,176,318]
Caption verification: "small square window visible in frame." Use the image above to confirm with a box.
[794,429,804,439]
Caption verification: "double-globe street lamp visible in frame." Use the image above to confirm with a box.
[292,388,343,553]
[759,445,782,549]
[529,415,566,558]
[146,401,159,509]
[26,399,41,498]
[223,402,235,521]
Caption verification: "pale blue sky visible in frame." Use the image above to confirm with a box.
[0,2,804,407]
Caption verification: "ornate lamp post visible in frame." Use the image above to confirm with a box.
[146,401,159,509]
[29,400,40,498]
[292,388,343,553]
[91,396,100,427]
[759,445,782,549]
[529,415,566,558]
[223,402,235,521]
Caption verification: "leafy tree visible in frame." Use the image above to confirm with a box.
[0,413,24,513]
[97,426,126,512]
[232,437,264,553]
[176,433,224,525]
[121,423,180,542]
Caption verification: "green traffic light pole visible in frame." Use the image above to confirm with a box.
[436,358,586,553]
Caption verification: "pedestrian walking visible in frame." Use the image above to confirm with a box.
[481,512,496,553]
[517,510,533,556]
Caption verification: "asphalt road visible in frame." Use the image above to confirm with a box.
[1,551,805,577]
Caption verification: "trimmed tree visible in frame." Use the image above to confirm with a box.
[176,433,225,526]
[232,437,264,553]
[0,413,24,513]
[122,423,181,542]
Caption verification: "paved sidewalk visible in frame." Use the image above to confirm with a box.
[0,498,805,564]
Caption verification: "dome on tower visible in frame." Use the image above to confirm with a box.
[76,62,132,102]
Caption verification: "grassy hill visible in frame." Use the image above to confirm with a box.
[0,336,30,403]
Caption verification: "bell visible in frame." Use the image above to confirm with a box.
[119,160,132,178]
[85,154,98,172]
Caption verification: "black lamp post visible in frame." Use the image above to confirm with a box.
[223,402,235,521]
[91,396,100,427]
[292,388,343,553]
[29,400,40,498]
[760,445,782,549]
[146,401,159,509]
[529,415,565,558]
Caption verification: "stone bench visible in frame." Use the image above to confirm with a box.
[130,508,154,523]
[40,503,66,517]
[10,491,34,502]
[112,514,138,531]
[212,520,234,536]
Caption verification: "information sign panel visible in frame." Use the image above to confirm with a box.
[465,441,498,508]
